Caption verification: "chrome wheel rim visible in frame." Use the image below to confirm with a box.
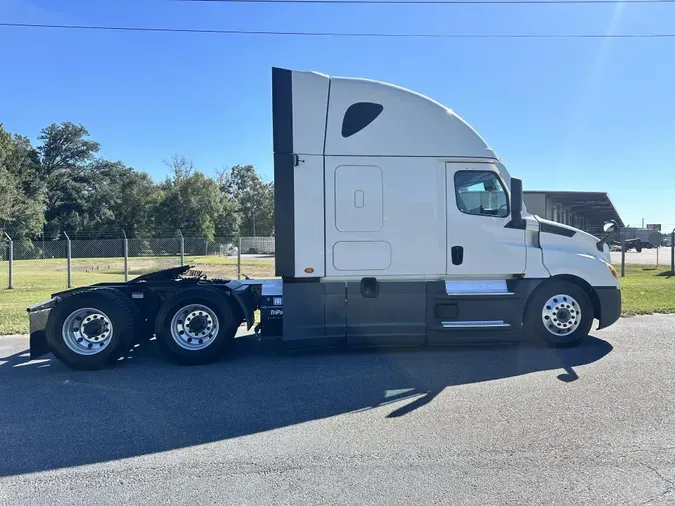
[170,304,219,351]
[542,294,581,337]
[62,308,114,355]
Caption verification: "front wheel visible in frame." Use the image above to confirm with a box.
[155,287,240,365]
[523,280,594,347]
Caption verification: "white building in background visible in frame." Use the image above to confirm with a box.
[523,190,624,236]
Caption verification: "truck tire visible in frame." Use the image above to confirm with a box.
[45,288,137,370]
[154,287,239,365]
[523,280,594,347]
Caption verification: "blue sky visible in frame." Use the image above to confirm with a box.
[1,0,674,228]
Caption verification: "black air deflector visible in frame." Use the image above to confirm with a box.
[272,67,295,276]
[341,102,383,138]
[274,153,295,277]
[272,67,293,154]
[540,222,576,238]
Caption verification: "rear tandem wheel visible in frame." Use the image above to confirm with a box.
[45,288,137,370]
[154,287,241,365]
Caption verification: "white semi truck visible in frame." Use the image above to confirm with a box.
[27,67,621,370]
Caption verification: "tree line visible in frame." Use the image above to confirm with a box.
[0,122,274,242]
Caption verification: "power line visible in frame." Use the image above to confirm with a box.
[1,22,674,38]
[183,0,675,4]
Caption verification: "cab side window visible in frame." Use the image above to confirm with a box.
[454,171,509,218]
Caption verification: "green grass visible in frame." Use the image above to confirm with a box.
[614,264,675,316]
[0,255,275,335]
[0,259,672,335]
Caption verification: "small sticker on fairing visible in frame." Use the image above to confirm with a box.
[273,297,283,306]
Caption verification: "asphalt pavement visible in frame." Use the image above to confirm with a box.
[1,315,674,505]
[610,246,672,266]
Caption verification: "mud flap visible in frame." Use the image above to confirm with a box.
[27,298,57,359]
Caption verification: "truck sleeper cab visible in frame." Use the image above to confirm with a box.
[273,67,620,350]
[26,67,621,370]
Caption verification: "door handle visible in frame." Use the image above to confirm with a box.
[451,246,464,266]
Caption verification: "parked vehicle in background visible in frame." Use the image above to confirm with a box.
[622,228,663,249]
[613,238,643,252]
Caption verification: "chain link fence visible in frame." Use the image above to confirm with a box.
[0,233,276,292]
[2,227,675,291]
[608,227,675,276]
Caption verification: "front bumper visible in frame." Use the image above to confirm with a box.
[595,287,621,330]
[27,298,57,359]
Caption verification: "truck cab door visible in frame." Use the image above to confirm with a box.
[446,162,526,277]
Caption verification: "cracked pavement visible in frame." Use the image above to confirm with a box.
[1,314,674,505]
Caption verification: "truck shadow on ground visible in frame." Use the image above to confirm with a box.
[0,334,612,477]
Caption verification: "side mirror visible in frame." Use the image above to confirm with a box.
[596,220,619,252]
[505,177,525,229]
